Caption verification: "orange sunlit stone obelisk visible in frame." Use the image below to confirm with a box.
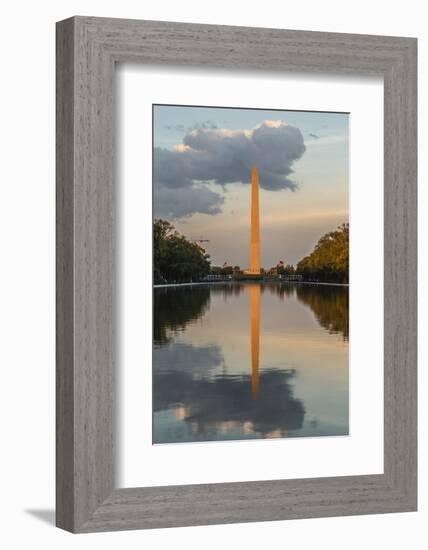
[249,165,261,274]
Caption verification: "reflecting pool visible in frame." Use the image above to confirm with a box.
[153,282,349,444]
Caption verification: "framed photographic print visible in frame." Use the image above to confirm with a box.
[56,17,417,532]
[149,104,350,447]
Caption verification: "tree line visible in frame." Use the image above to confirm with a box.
[154,219,210,284]
[295,223,349,283]
[153,218,349,284]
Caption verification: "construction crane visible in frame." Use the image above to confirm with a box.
[190,238,210,244]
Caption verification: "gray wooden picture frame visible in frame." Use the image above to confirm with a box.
[56,16,417,533]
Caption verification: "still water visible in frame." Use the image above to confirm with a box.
[153,282,349,444]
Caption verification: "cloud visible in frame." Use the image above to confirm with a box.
[306,134,346,146]
[153,365,306,443]
[163,124,185,131]
[154,120,306,218]
[154,182,224,219]
[188,120,217,131]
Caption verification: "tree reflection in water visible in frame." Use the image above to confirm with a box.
[295,284,349,340]
[154,285,210,344]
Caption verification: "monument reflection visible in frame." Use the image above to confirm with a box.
[250,284,260,399]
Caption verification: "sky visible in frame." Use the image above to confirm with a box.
[153,104,349,268]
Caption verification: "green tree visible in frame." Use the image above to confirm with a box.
[153,219,211,283]
[296,223,349,283]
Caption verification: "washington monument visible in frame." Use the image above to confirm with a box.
[249,165,261,274]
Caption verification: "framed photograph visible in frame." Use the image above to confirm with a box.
[150,104,350,446]
[56,16,417,532]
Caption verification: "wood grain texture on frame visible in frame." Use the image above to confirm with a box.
[56,16,417,532]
